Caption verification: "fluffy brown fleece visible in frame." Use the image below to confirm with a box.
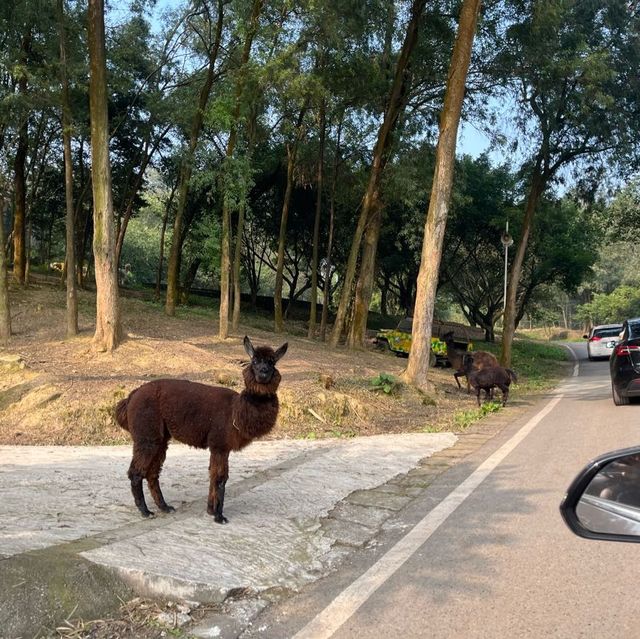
[442,330,499,393]
[115,336,288,523]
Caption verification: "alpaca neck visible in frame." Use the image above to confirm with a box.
[232,388,279,440]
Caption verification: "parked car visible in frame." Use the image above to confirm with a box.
[583,323,623,361]
[561,445,640,542]
[609,318,640,405]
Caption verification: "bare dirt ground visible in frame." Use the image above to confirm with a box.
[0,281,503,446]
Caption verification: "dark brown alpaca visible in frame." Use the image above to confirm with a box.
[442,330,498,392]
[463,354,518,406]
[115,336,288,524]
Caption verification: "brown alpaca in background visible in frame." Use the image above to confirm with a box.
[463,354,518,406]
[115,336,288,523]
[442,331,499,392]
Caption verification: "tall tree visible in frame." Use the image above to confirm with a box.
[308,96,326,339]
[330,0,427,348]
[496,0,640,366]
[274,102,308,333]
[57,0,78,337]
[319,116,342,342]
[221,0,264,338]
[0,193,10,346]
[12,29,30,285]
[165,0,224,317]
[109,9,176,274]
[88,0,123,351]
[404,0,482,391]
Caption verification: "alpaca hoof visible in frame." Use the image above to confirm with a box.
[140,509,155,518]
[160,504,175,513]
[214,514,228,524]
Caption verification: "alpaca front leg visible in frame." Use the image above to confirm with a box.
[207,450,229,524]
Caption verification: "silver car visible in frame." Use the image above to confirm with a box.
[584,323,623,360]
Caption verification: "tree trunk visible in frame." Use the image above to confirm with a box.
[320,118,342,341]
[403,0,482,391]
[0,196,10,346]
[348,198,383,348]
[221,0,263,338]
[165,0,224,317]
[500,164,545,367]
[274,144,296,333]
[274,104,308,333]
[155,182,176,300]
[179,257,201,304]
[88,0,122,351]
[231,198,246,332]
[231,112,258,332]
[12,32,30,286]
[380,275,389,316]
[12,116,28,286]
[58,0,78,337]
[329,0,427,348]
[74,137,90,288]
[308,97,326,339]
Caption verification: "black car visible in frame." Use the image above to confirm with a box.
[609,317,640,405]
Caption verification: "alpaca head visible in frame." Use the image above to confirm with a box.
[243,336,288,389]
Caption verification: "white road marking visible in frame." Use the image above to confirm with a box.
[293,394,565,639]
[561,343,579,377]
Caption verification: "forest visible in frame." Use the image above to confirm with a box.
[1,0,640,384]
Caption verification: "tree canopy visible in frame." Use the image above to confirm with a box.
[0,0,638,369]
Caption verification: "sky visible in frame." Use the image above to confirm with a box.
[458,122,492,159]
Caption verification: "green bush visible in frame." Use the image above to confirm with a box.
[370,373,400,395]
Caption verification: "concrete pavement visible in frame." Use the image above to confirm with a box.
[0,432,482,637]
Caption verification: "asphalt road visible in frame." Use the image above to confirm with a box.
[242,343,640,638]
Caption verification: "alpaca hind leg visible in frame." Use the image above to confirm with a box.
[128,460,153,518]
[500,384,509,406]
[207,450,230,524]
[128,440,165,517]
[147,441,175,513]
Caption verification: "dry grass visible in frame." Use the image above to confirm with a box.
[54,597,219,639]
[0,282,563,445]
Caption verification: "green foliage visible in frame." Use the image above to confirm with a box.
[120,216,165,287]
[609,179,640,244]
[369,373,400,395]
[454,401,502,429]
[511,339,569,391]
[576,286,640,325]
[3,0,639,341]
[589,241,640,294]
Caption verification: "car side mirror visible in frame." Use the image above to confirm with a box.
[582,334,588,339]
[560,446,640,543]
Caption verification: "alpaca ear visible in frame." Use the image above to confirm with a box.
[244,336,255,358]
[274,342,288,362]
